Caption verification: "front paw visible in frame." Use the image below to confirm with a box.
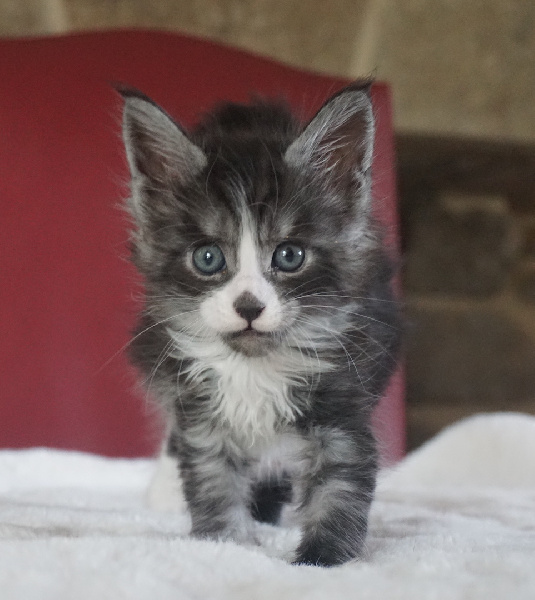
[293,536,363,567]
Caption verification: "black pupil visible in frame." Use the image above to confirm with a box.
[203,251,214,266]
[282,246,295,263]
[281,247,294,263]
[274,243,304,271]
[193,245,224,274]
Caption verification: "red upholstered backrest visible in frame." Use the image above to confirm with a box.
[0,30,404,461]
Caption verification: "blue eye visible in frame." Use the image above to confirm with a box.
[192,244,226,275]
[272,243,305,272]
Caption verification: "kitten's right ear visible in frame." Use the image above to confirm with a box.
[285,80,374,202]
[118,87,207,184]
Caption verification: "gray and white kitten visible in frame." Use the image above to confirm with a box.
[120,81,401,566]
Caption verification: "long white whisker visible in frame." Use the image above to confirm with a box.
[292,291,399,305]
[298,304,399,331]
[295,313,393,375]
[142,337,176,407]
[96,313,186,374]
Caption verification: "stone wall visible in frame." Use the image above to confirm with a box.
[2,0,535,142]
[399,136,535,447]
[0,0,370,77]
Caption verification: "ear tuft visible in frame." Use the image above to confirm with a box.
[119,87,206,184]
[285,80,375,197]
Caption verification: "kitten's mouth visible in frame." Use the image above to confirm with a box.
[227,327,267,339]
[223,328,275,357]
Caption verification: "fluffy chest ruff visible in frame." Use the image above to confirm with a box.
[179,339,328,443]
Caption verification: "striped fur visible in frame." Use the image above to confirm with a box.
[120,81,401,566]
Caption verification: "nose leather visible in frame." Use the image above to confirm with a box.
[233,292,265,325]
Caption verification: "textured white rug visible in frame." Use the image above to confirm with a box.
[1,412,535,600]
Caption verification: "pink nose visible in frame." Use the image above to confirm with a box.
[233,292,265,325]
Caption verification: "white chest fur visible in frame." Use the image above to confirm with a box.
[173,329,332,444]
[178,336,314,443]
[209,351,305,442]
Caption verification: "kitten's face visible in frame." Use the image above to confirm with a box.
[121,84,376,358]
[194,220,294,357]
[136,160,343,359]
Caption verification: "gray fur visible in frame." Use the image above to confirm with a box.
[119,82,401,566]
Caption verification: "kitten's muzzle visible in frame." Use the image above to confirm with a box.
[225,293,277,355]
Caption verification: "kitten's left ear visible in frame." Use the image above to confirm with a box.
[118,86,207,185]
[285,80,374,198]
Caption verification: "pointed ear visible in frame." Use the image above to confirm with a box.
[285,81,374,196]
[119,87,207,184]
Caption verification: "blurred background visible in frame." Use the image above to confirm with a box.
[3,0,534,449]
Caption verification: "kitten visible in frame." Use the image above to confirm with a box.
[119,81,401,566]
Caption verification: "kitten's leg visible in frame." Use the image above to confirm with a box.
[179,423,256,544]
[250,477,293,525]
[294,426,377,567]
[146,431,187,512]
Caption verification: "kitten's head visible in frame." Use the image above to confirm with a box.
[120,83,377,359]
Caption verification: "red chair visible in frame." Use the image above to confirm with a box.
[0,30,405,462]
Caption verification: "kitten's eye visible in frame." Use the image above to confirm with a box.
[272,243,305,272]
[192,244,226,275]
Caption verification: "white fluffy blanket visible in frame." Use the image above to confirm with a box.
[2,412,535,599]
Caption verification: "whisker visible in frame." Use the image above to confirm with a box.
[142,337,176,407]
[279,277,334,304]
[292,291,399,305]
[95,313,184,374]
[297,304,399,331]
[295,313,395,372]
